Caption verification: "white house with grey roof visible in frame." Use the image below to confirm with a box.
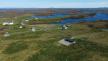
[2,21,14,25]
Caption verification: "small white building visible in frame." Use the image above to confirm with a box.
[63,25,68,30]
[2,21,14,25]
[31,27,36,32]
[25,20,29,22]
[19,26,23,29]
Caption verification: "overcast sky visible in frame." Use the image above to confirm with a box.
[0,0,108,8]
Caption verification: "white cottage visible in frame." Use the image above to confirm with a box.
[2,21,14,25]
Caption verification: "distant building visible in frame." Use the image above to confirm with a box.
[31,27,36,32]
[61,25,68,30]
[2,21,14,25]
[19,26,23,29]
[25,20,29,22]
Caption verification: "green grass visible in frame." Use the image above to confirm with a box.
[2,31,44,40]
[0,23,108,61]
[2,41,28,54]
[26,38,108,61]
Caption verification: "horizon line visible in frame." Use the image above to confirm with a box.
[0,7,107,9]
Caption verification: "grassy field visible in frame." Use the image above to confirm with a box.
[0,23,108,61]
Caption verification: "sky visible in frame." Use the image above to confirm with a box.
[0,0,108,8]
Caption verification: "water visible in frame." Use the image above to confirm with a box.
[32,13,108,25]
[59,13,108,25]
[32,13,69,19]
[83,13,108,21]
